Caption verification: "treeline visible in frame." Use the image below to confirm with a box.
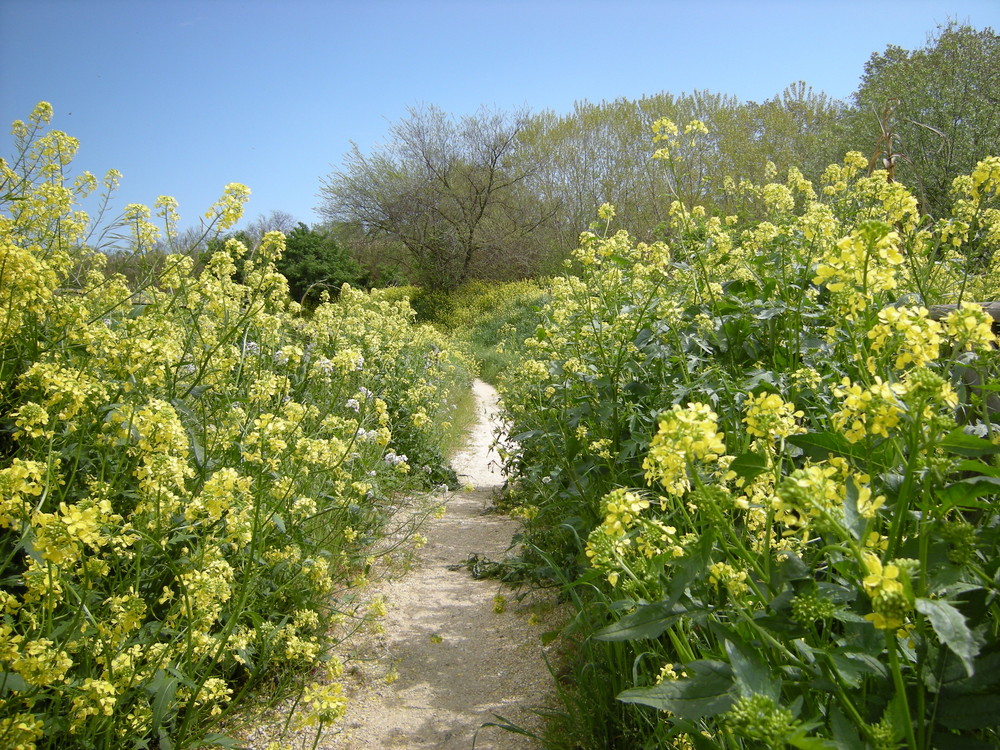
[318,22,998,290]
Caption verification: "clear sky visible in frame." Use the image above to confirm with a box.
[2,0,998,233]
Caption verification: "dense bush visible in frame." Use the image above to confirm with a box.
[410,280,548,383]
[275,222,364,305]
[0,103,471,749]
[498,122,1000,748]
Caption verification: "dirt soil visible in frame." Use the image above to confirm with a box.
[238,379,561,749]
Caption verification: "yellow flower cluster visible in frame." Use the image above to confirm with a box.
[743,391,805,444]
[643,403,726,496]
[1,103,473,748]
[943,302,997,351]
[831,376,905,443]
[861,553,912,631]
[867,305,943,370]
[813,223,903,321]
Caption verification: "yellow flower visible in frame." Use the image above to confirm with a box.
[944,302,997,351]
[643,403,726,495]
[301,682,347,725]
[743,392,805,442]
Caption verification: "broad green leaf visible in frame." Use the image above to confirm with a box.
[829,706,865,750]
[617,660,736,720]
[198,734,244,748]
[727,451,770,483]
[842,476,868,541]
[936,693,1000,730]
[916,597,984,677]
[147,671,179,733]
[594,601,687,641]
[938,476,1000,510]
[724,638,778,699]
[787,729,838,750]
[930,732,997,750]
[939,429,1000,457]
[956,459,1000,477]
[0,672,28,695]
[787,432,854,461]
[828,651,887,687]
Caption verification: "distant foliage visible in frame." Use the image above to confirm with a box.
[848,22,1000,218]
[276,222,364,304]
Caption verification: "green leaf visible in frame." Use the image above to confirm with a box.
[829,706,865,750]
[915,597,984,677]
[940,428,1000,457]
[198,734,244,748]
[938,476,1000,510]
[727,451,770,483]
[147,670,179,734]
[956,459,1000,477]
[936,693,1000,730]
[724,638,778,700]
[0,672,28,695]
[617,660,736,720]
[787,432,854,461]
[842,476,869,541]
[594,601,688,641]
[787,729,838,750]
[827,651,887,687]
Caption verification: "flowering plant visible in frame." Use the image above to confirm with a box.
[499,121,1000,748]
[0,104,470,749]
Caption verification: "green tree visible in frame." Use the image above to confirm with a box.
[277,222,364,304]
[848,21,1000,216]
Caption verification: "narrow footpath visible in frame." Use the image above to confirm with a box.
[326,379,559,749]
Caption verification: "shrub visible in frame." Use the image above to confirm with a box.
[0,103,471,749]
[499,124,1000,748]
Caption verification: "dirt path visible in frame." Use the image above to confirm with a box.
[324,379,559,749]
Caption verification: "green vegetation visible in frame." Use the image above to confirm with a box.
[319,23,997,293]
[0,104,471,749]
[497,134,1000,747]
[275,222,364,305]
[3,18,1000,750]
[411,280,548,383]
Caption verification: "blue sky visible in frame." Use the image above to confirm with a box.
[2,0,998,233]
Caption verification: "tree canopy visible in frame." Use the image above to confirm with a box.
[848,21,1000,216]
[316,21,998,289]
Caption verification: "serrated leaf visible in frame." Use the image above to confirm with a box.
[617,660,736,720]
[727,451,770,483]
[594,601,687,641]
[787,432,854,461]
[916,597,984,677]
[939,429,1000,457]
[830,705,865,750]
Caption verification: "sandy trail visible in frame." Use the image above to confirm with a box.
[324,379,557,749]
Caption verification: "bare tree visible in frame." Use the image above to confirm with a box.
[320,105,553,290]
